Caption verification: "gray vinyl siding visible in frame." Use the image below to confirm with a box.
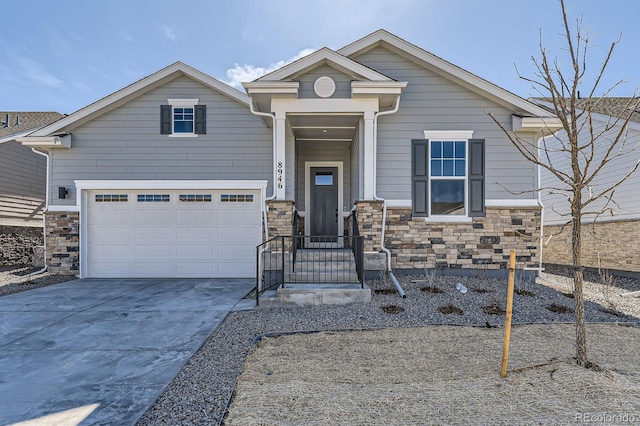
[295,141,351,212]
[541,119,640,225]
[0,141,45,226]
[353,46,538,201]
[297,64,352,99]
[49,76,272,205]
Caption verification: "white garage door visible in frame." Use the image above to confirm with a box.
[86,189,261,278]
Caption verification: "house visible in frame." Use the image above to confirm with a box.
[18,30,560,279]
[539,98,640,276]
[0,111,64,265]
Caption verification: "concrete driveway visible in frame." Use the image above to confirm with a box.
[0,278,255,425]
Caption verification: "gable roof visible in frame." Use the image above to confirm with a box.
[338,29,553,118]
[573,97,640,123]
[29,62,249,137]
[257,47,395,82]
[0,111,65,143]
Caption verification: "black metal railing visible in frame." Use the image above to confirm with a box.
[255,235,364,306]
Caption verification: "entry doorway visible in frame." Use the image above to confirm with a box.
[310,167,338,237]
[304,161,344,241]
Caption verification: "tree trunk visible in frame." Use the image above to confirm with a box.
[571,196,588,366]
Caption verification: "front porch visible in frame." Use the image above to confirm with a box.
[255,233,371,307]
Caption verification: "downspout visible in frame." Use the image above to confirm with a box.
[27,148,50,277]
[372,96,406,298]
[537,133,545,276]
[248,101,277,292]
[248,101,277,241]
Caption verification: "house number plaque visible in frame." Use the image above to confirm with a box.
[277,161,283,189]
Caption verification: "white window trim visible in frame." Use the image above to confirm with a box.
[423,130,473,221]
[167,98,199,137]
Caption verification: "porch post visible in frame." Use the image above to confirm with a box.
[363,111,375,199]
[274,112,286,200]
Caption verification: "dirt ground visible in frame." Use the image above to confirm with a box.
[224,323,640,425]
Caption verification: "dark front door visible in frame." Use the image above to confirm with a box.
[310,167,338,238]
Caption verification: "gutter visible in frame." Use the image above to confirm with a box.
[28,148,50,277]
[372,96,406,298]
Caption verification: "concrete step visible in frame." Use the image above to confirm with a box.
[286,271,359,283]
[294,249,356,262]
[257,284,371,307]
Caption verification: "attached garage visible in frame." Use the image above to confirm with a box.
[76,181,266,279]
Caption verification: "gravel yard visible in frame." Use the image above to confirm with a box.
[2,264,638,425]
[0,266,75,297]
[136,270,640,426]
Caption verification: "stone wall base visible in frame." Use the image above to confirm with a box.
[544,219,640,273]
[355,201,541,272]
[0,225,43,266]
[45,212,79,275]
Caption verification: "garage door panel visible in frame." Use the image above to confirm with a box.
[88,210,133,226]
[134,245,173,257]
[176,245,214,258]
[219,227,257,239]
[219,209,257,224]
[176,210,214,224]
[134,227,175,241]
[176,228,214,241]
[86,188,260,278]
[217,244,254,258]
[134,262,174,276]
[134,210,174,226]
[88,244,132,258]
[91,227,132,241]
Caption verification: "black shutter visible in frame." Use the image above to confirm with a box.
[412,139,429,217]
[160,105,172,134]
[194,105,206,134]
[468,138,485,217]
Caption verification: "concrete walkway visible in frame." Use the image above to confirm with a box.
[0,278,255,426]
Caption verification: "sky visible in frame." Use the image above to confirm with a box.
[2,0,639,114]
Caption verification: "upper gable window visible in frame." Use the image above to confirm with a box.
[160,99,206,137]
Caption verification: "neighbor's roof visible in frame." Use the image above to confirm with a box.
[0,111,65,141]
[532,97,640,124]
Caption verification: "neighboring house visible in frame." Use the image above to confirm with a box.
[18,30,559,279]
[0,111,64,226]
[0,111,64,265]
[538,98,640,275]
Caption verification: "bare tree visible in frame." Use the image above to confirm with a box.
[490,0,640,366]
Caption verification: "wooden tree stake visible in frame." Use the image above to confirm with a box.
[501,250,516,378]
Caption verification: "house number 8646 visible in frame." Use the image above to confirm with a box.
[277,162,283,189]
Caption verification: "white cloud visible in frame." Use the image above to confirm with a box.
[16,57,65,89]
[162,25,178,42]
[225,48,316,89]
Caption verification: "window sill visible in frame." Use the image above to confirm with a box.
[168,133,198,138]
[423,216,473,223]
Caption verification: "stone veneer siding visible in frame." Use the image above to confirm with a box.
[356,201,541,271]
[266,200,296,250]
[0,225,43,265]
[45,212,79,275]
[544,219,640,273]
